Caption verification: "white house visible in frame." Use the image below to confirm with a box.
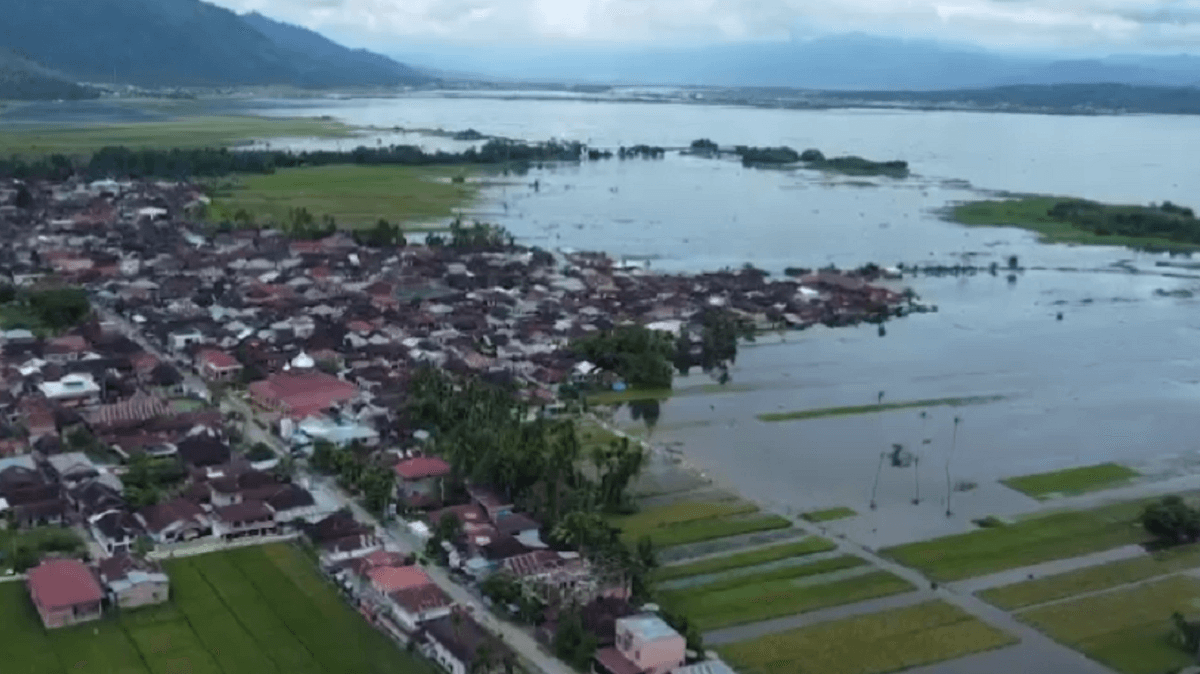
[39,373,101,406]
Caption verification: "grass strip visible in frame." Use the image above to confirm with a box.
[660,555,866,603]
[720,600,1017,674]
[1001,463,1139,500]
[979,543,1200,610]
[654,537,837,582]
[0,115,353,158]
[1020,575,1200,674]
[611,499,761,539]
[758,395,1005,422]
[645,515,792,549]
[801,507,858,523]
[883,497,1151,582]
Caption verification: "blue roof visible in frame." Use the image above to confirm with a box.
[621,615,678,642]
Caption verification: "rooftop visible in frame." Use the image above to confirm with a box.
[394,456,451,480]
[618,614,680,642]
[28,558,103,609]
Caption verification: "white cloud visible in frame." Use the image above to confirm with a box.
[205,0,1200,51]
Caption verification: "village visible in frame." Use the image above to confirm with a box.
[0,175,917,674]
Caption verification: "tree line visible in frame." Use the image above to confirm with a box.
[0,138,594,181]
[1048,199,1200,244]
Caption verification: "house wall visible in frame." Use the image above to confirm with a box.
[616,628,685,674]
[427,636,467,674]
[399,476,438,500]
[38,600,102,629]
[389,601,451,632]
[116,581,169,609]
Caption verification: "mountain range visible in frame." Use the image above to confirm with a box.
[0,0,429,90]
[394,33,1200,91]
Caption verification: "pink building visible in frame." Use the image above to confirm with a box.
[197,349,243,381]
[594,615,685,674]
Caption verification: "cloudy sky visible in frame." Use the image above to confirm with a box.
[207,0,1200,53]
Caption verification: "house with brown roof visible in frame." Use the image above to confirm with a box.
[27,558,104,628]
[422,609,512,674]
[212,500,277,540]
[308,510,381,562]
[394,456,451,509]
[388,582,453,632]
[196,349,242,381]
[137,497,211,544]
[96,553,169,609]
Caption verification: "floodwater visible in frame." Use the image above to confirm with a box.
[253,95,1200,541]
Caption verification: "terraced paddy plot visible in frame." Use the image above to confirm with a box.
[654,536,837,583]
[660,556,914,631]
[610,499,792,548]
[883,497,1151,582]
[980,544,1200,610]
[720,600,1017,674]
[1019,575,1200,674]
[1001,463,1139,500]
[0,543,433,674]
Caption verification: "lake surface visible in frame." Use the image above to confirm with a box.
[254,95,1200,544]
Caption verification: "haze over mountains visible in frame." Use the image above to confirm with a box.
[394,34,1200,91]
[1,0,1199,100]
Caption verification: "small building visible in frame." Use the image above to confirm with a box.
[89,509,145,556]
[43,452,100,489]
[308,511,381,562]
[248,371,358,419]
[197,349,243,381]
[394,456,451,509]
[38,373,101,406]
[595,615,685,674]
[138,498,212,544]
[27,558,104,628]
[387,581,453,632]
[96,554,169,609]
[423,609,511,674]
[213,500,277,540]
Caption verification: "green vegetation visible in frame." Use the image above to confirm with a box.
[0,543,433,674]
[952,196,1200,251]
[1140,495,1200,546]
[310,440,395,515]
[208,164,480,229]
[883,498,1151,582]
[572,325,678,390]
[664,565,914,631]
[1020,576,1200,674]
[1002,463,1139,500]
[980,544,1200,610]
[0,285,91,334]
[0,527,86,572]
[758,395,1005,422]
[0,116,353,158]
[802,507,858,523]
[720,600,1017,674]
[654,537,837,582]
[609,500,793,548]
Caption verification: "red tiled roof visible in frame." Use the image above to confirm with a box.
[248,372,357,419]
[198,349,240,370]
[394,456,451,480]
[367,565,432,593]
[27,558,103,610]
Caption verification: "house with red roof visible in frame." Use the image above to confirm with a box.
[394,456,451,509]
[354,559,452,632]
[27,558,104,628]
[197,349,243,381]
[248,371,357,420]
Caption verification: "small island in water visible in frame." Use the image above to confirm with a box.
[687,139,910,177]
[952,196,1200,251]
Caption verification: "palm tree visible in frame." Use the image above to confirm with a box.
[946,416,961,517]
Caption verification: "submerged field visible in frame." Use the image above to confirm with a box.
[0,115,353,158]
[720,600,1017,674]
[0,543,431,674]
[757,395,1005,422]
[207,164,482,229]
[1001,463,1139,500]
